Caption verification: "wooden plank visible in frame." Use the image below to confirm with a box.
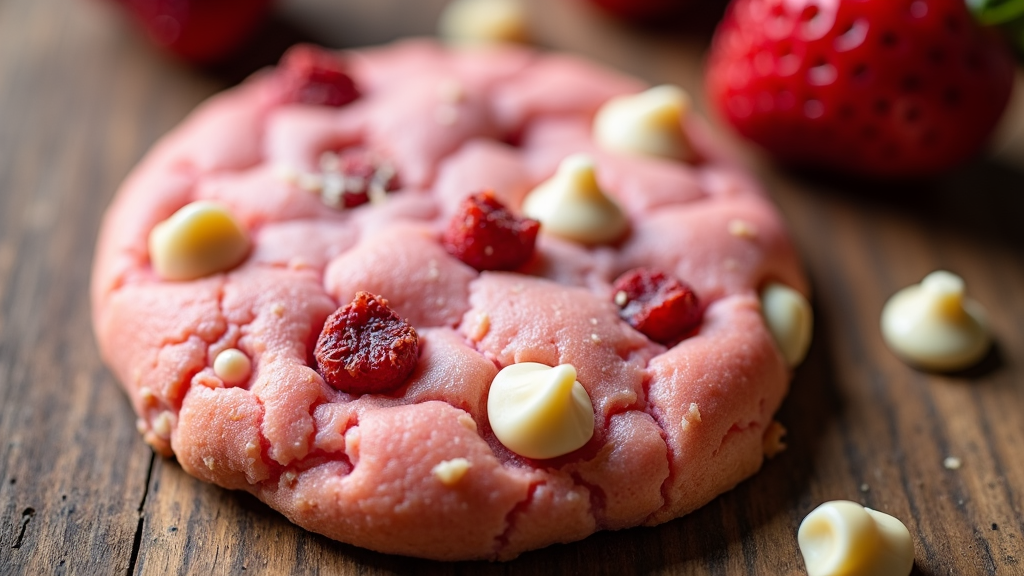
[0,0,221,574]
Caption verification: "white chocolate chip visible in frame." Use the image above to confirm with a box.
[798,501,914,576]
[593,85,694,161]
[761,282,813,368]
[438,0,529,45]
[152,411,176,439]
[943,456,962,470]
[486,362,595,459]
[728,219,758,239]
[148,201,250,281]
[213,348,252,386]
[432,458,472,486]
[881,271,991,371]
[522,154,628,245]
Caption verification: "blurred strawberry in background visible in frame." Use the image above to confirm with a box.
[706,0,1016,178]
[113,0,274,64]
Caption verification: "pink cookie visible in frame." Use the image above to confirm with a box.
[92,40,808,560]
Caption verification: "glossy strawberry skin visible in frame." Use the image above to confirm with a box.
[115,0,273,64]
[706,0,1016,178]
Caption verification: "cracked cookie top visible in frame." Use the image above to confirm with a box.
[92,40,808,561]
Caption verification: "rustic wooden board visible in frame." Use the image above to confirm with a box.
[1,0,1023,574]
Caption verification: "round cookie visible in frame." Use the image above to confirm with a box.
[91,40,809,561]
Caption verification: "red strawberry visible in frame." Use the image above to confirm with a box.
[706,0,1016,178]
[114,0,273,64]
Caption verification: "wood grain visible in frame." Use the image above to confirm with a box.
[1,0,1023,574]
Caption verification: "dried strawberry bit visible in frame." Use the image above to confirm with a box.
[277,44,360,107]
[612,267,701,344]
[318,148,400,209]
[442,191,540,271]
[315,292,420,395]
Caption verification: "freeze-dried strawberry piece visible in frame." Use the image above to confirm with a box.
[612,267,701,344]
[337,149,400,208]
[277,44,360,107]
[442,191,540,271]
[315,292,420,395]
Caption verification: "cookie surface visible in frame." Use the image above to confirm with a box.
[92,40,807,560]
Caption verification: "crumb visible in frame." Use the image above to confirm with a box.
[432,458,472,486]
[152,411,175,439]
[860,483,870,493]
[457,414,478,432]
[944,456,962,470]
[762,420,787,458]
[682,403,702,429]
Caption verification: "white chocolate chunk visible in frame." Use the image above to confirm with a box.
[438,0,529,45]
[881,271,991,371]
[213,348,252,386]
[522,154,628,245]
[432,458,472,486]
[760,282,813,367]
[148,201,250,281]
[798,501,914,576]
[486,362,595,459]
[593,85,694,161]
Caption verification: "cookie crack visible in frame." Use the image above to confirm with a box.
[492,480,543,558]
[711,419,761,458]
[639,371,678,525]
[568,472,607,530]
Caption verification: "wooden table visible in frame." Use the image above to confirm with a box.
[2,0,1023,573]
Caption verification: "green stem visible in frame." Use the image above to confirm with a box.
[970,0,1024,25]
[969,0,1024,62]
